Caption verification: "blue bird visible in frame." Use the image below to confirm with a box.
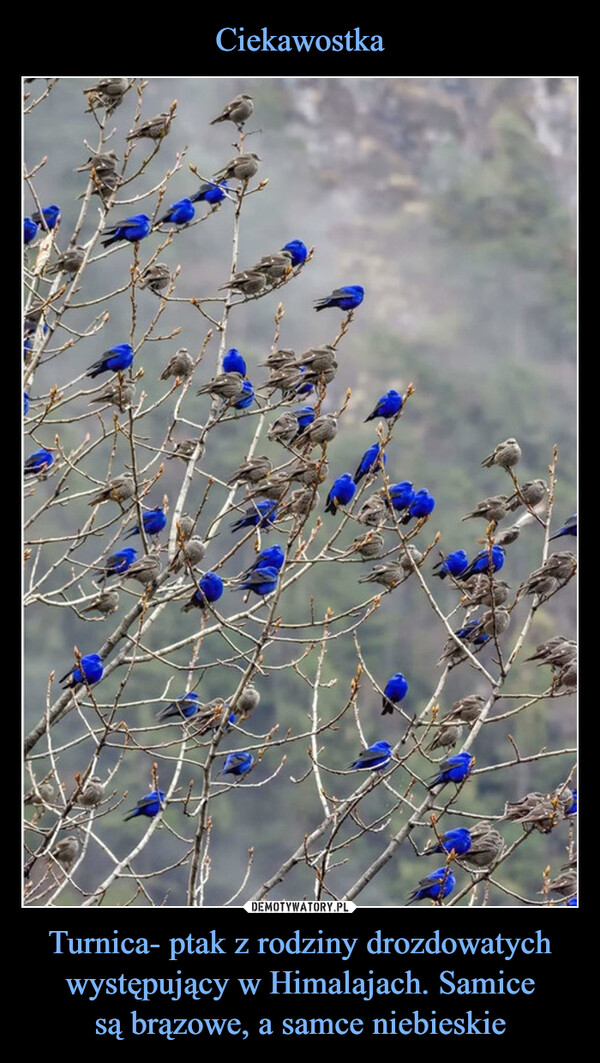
[386,481,415,513]
[453,619,491,647]
[181,571,224,611]
[349,740,393,771]
[101,213,151,247]
[222,348,247,375]
[240,545,285,581]
[407,867,456,905]
[31,204,61,231]
[293,406,316,437]
[190,180,228,205]
[432,549,469,580]
[566,789,577,815]
[381,672,409,715]
[95,547,137,584]
[23,392,30,416]
[24,216,38,243]
[365,389,403,422]
[315,285,364,312]
[86,343,134,378]
[354,443,386,484]
[156,198,195,226]
[235,565,279,597]
[458,545,505,581]
[566,897,577,906]
[231,380,254,409]
[123,789,166,821]
[428,751,475,790]
[157,691,200,722]
[282,239,308,266]
[288,366,314,398]
[125,507,167,539]
[24,448,54,476]
[426,827,472,858]
[60,652,104,689]
[231,499,278,533]
[325,473,356,515]
[549,514,577,540]
[401,488,436,524]
[220,751,254,778]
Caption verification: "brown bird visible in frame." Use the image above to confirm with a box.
[210,93,254,128]
[126,111,174,141]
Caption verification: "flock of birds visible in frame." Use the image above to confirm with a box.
[24,82,577,905]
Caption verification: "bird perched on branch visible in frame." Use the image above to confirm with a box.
[59,652,104,689]
[381,672,409,715]
[349,740,392,771]
[457,545,505,581]
[88,380,135,411]
[197,371,245,401]
[168,536,206,575]
[124,553,161,588]
[480,438,521,470]
[219,752,254,779]
[31,204,61,231]
[156,198,195,227]
[126,111,174,141]
[440,694,485,726]
[220,270,267,297]
[101,214,151,247]
[427,751,474,790]
[358,562,404,590]
[232,684,261,719]
[314,285,364,312]
[228,455,273,486]
[190,181,228,205]
[549,514,577,540]
[89,475,135,507]
[95,547,137,585]
[123,789,165,821]
[349,530,386,559]
[211,93,254,128]
[354,443,386,484]
[325,473,356,515]
[125,507,167,539]
[161,348,193,380]
[424,826,472,858]
[506,479,548,512]
[401,488,435,525]
[365,389,403,422]
[81,589,120,617]
[461,822,503,868]
[48,836,79,872]
[24,448,54,477]
[230,500,278,533]
[24,216,38,243]
[407,867,455,905]
[86,343,134,378]
[462,495,508,524]
[157,692,201,722]
[432,550,469,580]
[45,245,85,276]
[222,348,247,376]
[75,776,105,807]
[213,153,260,182]
[234,565,279,597]
[383,481,415,516]
[140,262,172,294]
[83,77,129,113]
[181,572,224,612]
